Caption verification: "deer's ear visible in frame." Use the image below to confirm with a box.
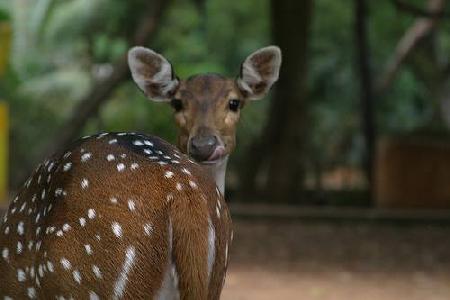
[128,47,179,102]
[237,46,282,100]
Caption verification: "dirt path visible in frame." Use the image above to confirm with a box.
[221,219,450,300]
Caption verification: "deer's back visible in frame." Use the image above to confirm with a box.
[0,132,231,299]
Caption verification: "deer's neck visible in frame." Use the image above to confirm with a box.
[203,156,228,195]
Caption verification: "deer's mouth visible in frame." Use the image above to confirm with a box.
[204,145,226,164]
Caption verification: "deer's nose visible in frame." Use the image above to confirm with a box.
[189,135,218,162]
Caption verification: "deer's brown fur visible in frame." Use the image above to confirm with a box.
[0,45,281,299]
[0,133,231,299]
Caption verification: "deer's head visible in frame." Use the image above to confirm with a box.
[128,46,281,167]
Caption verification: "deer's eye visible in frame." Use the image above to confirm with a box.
[170,99,183,112]
[228,99,241,112]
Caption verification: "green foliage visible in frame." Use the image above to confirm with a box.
[307,0,439,169]
[0,9,8,21]
[4,0,448,190]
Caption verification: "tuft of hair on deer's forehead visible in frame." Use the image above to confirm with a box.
[179,73,239,103]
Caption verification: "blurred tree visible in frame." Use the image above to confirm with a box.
[10,0,172,187]
[242,0,313,202]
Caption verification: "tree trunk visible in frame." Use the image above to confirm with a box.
[261,0,313,202]
[354,0,376,201]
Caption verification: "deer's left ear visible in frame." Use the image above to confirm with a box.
[128,46,179,102]
[236,46,282,100]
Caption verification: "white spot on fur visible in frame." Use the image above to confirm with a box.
[35,240,42,251]
[88,209,96,219]
[97,132,108,139]
[112,222,122,238]
[17,241,23,254]
[216,206,220,219]
[47,162,54,172]
[92,265,102,279]
[38,264,44,278]
[17,221,24,235]
[207,218,216,282]
[2,247,9,261]
[61,258,71,270]
[17,268,26,282]
[20,202,27,212]
[47,261,54,272]
[189,180,198,189]
[85,244,93,255]
[166,193,174,203]
[127,200,136,211]
[54,188,65,197]
[62,224,71,232]
[73,270,81,284]
[27,287,36,299]
[113,246,136,299]
[107,154,115,161]
[144,223,153,236]
[81,153,92,162]
[81,178,89,189]
[117,163,125,172]
[89,291,100,300]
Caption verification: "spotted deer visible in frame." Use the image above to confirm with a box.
[0,46,281,299]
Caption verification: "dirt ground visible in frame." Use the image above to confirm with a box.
[221,219,450,300]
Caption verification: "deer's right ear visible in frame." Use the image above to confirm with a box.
[128,47,179,102]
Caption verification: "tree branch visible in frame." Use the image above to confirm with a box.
[45,1,169,156]
[376,0,445,94]
[392,0,450,18]
[15,0,170,187]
